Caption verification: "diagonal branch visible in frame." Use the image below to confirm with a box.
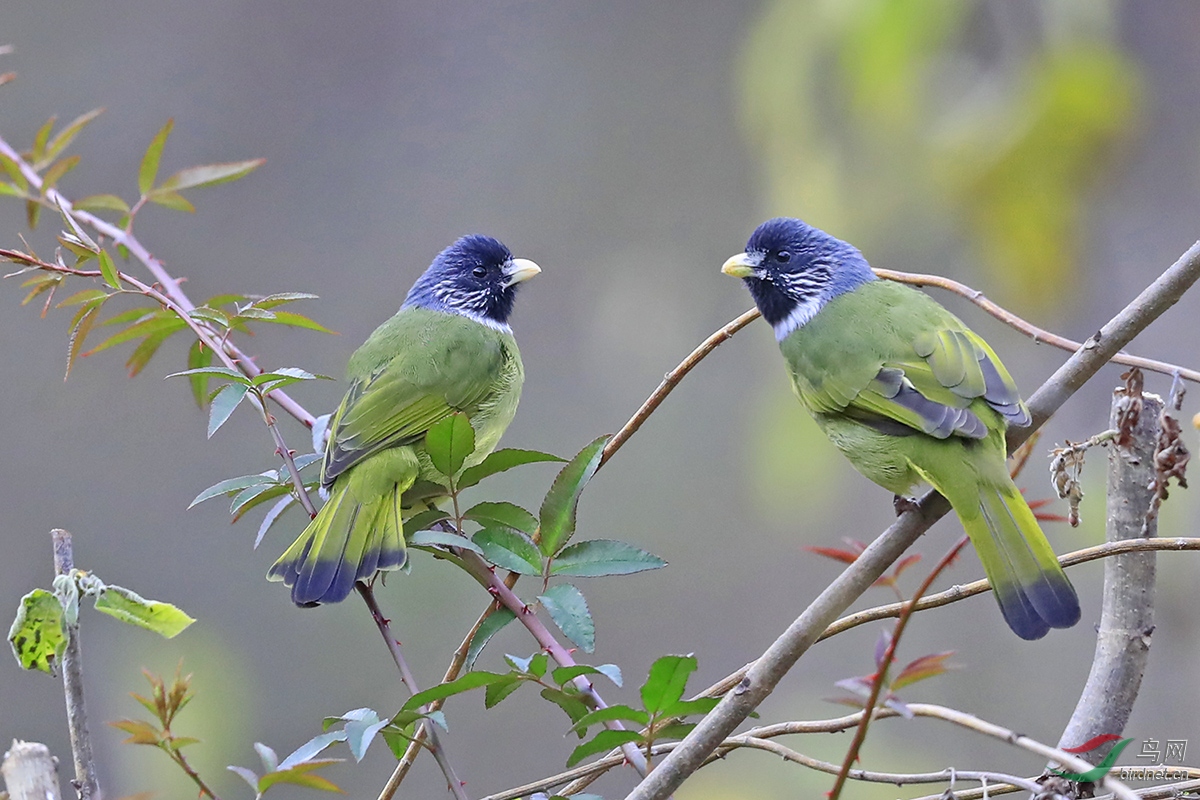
[622,240,1200,800]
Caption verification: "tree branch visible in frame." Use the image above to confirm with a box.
[50,530,100,800]
[355,583,471,800]
[622,240,1200,800]
[1058,386,1161,758]
[2,740,63,800]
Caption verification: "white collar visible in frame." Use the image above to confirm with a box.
[772,296,824,341]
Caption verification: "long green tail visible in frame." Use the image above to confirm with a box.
[957,479,1080,640]
[267,482,407,606]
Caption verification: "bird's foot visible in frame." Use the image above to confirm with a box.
[893,495,919,516]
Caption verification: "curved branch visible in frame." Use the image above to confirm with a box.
[623,240,1200,800]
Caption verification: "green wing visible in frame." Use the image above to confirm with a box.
[322,309,509,487]
[786,281,1029,439]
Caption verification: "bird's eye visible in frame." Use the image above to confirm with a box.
[776,251,791,263]
[472,266,487,278]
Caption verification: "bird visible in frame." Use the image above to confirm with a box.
[268,235,541,606]
[721,217,1080,640]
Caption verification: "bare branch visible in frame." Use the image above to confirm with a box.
[1058,386,1161,757]
[50,530,100,800]
[622,240,1200,800]
[2,740,63,800]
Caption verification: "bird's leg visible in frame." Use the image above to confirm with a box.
[893,494,919,516]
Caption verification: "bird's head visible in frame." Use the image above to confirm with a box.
[722,217,874,340]
[403,235,541,330]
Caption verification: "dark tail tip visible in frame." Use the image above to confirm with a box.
[996,572,1081,640]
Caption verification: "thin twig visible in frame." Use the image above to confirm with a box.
[875,268,1200,385]
[356,583,471,800]
[623,240,1200,800]
[50,529,101,800]
[828,537,970,799]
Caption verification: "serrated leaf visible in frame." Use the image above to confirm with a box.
[148,189,195,212]
[659,697,720,719]
[278,730,347,771]
[891,651,956,691]
[250,291,319,308]
[550,539,666,577]
[255,496,295,549]
[259,310,336,334]
[74,193,129,213]
[96,249,120,289]
[457,448,566,490]
[66,301,102,379]
[166,365,248,382]
[44,108,104,164]
[463,501,538,536]
[139,119,173,195]
[157,159,265,192]
[343,711,388,762]
[125,330,173,377]
[235,305,276,321]
[539,687,592,733]
[567,704,650,735]
[56,288,108,308]
[232,484,291,524]
[538,435,609,557]
[538,584,594,653]
[465,607,515,671]
[484,674,525,708]
[401,671,509,711]
[567,729,643,767]
[186,341,214,407]
[85,312,186,357]
[257,759,343,793]
[472,527,543,575]
[93,585,195,638]
[641,655,697,716]
[408,529,485,555]
[189,473,276,508]
[425,413,475,478]
[7,588,67,674]
[109,718,164,745]
[207,382,250,438]
[551,663,623,688]
[41,154,80,193]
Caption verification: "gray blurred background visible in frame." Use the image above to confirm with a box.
[2,1,1198,798]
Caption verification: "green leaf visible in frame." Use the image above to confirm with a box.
[0,181,23,197]
[258,310,336,334]
[567,704,649,735]
[640,655,697,716]
[93,585,195,638]
[44,108,104,164]
[567,729,643,767]
[65,301,103,379]
[504,652,548,678]
[539,687,592,733]
[92,249,118,289]
[472,527,543,575]
[189,473,276,508]
[464,607,515,671]
[550,539,667,577]
[85,312,186,356]
[234,306,276,321]
[538,584,594,653]
[401,670,509,711]
[660,697,720,719]
[457,448,566,490]
[186,341,214,407]
[464,501,538,536]
[403,508,451,533]
[230,482,289,519]
[251,367,328,392]
[551,663,622,688]
[407,529,484,556]
[278,730,346,770]
[32,116,55,163]
[165,365,248,382]
[483,674,525,709]
[139,119,173,195]
[891,651,955,691]
[0,152,29,191]
[41,154,80,193]
[207,382,250,438]
[124,330,172,377]
[538,435,610,557]
[56,288,108,308]
[342,710,388,762]
[249,291,319,308]
[424,413,475,478]
[256,759,343,793]
[73,193,130,213]
[189,306,231,328]
[148,189,196,212]
[156,159,265,192]
[7,588,67,673]
[254,496,294,549]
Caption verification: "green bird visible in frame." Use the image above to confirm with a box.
[722,217,1080,639]
[269,235,541,606]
